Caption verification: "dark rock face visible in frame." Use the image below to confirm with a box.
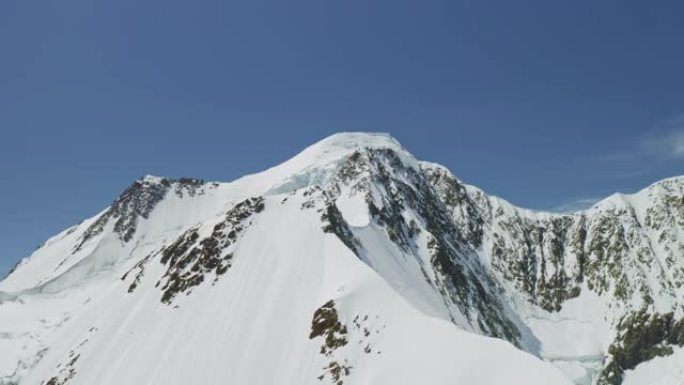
[366,150,520,344]
[310,300,349,355]
[120,252,154,293]
[423,167,684,383]
[423,166,485,248]
[425,165,585,312]
[599,311,684,385]
[74,177,209,252]
[321,203,361,255]
[307,148,684,384]
[160,197,264,304]
[154,197,264,304]
[427,170,684,313]
[310,300,351,385]
[314,148,522,345]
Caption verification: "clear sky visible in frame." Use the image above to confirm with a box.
[1,0,683,276]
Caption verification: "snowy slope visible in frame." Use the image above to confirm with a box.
[1,132,682,385]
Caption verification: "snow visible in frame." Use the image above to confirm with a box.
[0,210,106,293]
[226,132,416,197]
[372,319,572,385]
[335,188,371,227]
[623,346,684,385]
[2,133,683,385]
[0,192,572,385]
[519,289,612,385]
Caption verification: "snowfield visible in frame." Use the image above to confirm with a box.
[1,133,682,385]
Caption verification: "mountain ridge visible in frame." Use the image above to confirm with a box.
[1,132,683,385]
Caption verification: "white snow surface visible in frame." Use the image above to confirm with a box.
[623,346,684,385]
[335,186,371,228]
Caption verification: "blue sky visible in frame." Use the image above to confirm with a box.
[1,0,683,276]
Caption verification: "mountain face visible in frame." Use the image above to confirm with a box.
[424,166,684,384]
[1,133,682,385]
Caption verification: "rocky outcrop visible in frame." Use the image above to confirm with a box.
[74,176,211,251]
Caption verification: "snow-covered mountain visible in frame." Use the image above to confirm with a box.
[1,132,682,385]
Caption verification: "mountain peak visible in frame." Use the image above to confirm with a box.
[137,174,166,184]
[287,132,411,170]
[312,132,404,152]
[227,132,418,196]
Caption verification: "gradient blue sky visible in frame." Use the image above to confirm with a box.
[1,0,683,275]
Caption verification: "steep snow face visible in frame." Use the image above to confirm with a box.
[1,132,682,385]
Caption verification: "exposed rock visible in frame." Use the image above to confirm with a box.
[157,197,264,304]
[74,177,210,251]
